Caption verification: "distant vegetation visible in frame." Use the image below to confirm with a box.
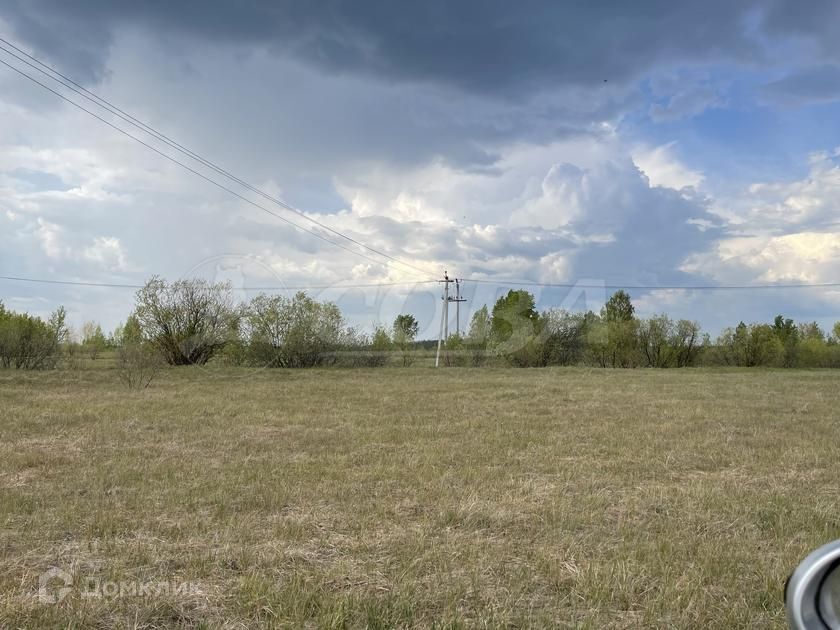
[0,302,67,369]
[3,279,840,372]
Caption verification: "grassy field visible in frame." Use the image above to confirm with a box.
[1,366,839,628]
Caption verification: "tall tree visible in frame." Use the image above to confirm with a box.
[541,309,590,366]
[490,290,540,343]
[603,290,635,323]
[466,305,491,366]
[798,321,825,341]
[134,276,240,365]
[638,314,673,368]
[490,290,543,366]
[601,291,638,367]
[81,321,107,360]
[392,313,419,366]
[368,325,392,367]
[671,320,702,367]
[773,314,799,367]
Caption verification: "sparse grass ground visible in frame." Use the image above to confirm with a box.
[1,366,839,628]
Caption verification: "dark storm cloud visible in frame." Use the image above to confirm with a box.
[761,0,840,59]
[1,0,772,94]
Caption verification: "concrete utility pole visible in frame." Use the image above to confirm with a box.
[435,271,451,368]
[454,278,466,336]
[435,271,467,368]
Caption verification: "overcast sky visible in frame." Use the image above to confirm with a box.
[2,1,840,338]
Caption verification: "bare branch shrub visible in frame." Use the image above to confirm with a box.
[117,343,163,389]
[133,277,240,365]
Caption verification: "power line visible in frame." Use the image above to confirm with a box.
[0,276,142,289]
[0,38,434,278]
[0,275,437,291]
[0,57,416,278]
[1,38,437,280]
[0,43,436,279]
[464,279,840,291]
[3,274,840,292]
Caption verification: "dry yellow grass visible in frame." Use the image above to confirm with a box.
[1,366,839,628]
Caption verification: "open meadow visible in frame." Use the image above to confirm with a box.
[1,366,839,628]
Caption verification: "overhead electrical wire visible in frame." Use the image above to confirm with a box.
[0,275,437,291]
[0,40,436,279]
[463,279,840,291]
[3,274,840,292]
[0,57,421,277]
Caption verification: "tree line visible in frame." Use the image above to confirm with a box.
[2,278,840,374]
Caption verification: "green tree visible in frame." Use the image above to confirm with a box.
[490,290,544,366]
[111,315,143,347]
[773,315,799,367]
[603,290,635,323]
[541,309,590,366]
[246,292,345,368]
[81,321,108,360]
[797,336,831,367]
[718,322,783,367]
[798,321,825,341]
[795,322,830,367]
[671,319,703,367]
[773,315,797,341]
[134,276,240,365]
[443,333,466,367]
[368,325,392,367]
[392,314,419,366]
[637,315,703,368]
[112,314,144,346]
[638,314,673,368]
[0,302,66,369]
[490,290,540,342]
[466,306,491,366]
[584,314,610,368]
[600,291,638,368]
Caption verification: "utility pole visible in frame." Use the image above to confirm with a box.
[454,278,466,336]
[435,271,451,368]
[444,279,449,342]
[435,271,466,368]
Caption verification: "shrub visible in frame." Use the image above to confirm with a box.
[0,303,66,369]
[117,343,163,389]
[366,326,393,367]
[245,292,345,368]
[443,333,468,367]
[637,315,703,368]
[717,322,784,367]
[134,277,240,365]
[541,310,590,366]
